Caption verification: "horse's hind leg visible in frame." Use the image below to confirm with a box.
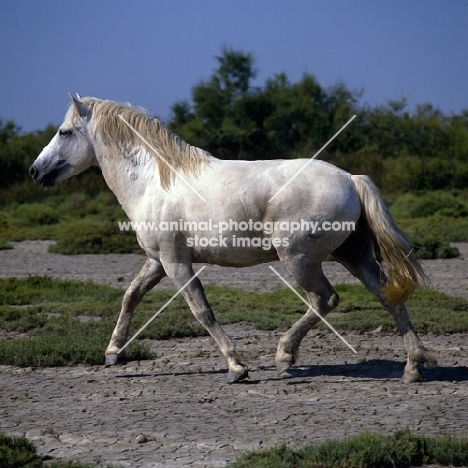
[105,257,166,366]
[333,235,437,382]
[275,259,340,376]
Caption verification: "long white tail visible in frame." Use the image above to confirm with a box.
[351,175,428,305]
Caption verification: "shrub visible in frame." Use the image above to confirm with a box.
[392,191,468,220]
[229,429,468,468]
[49,219,141,254]
[13,203,59,226]
[0,433,42,468]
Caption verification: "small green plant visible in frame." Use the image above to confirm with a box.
[0,433,42,468]
[229,429,468,468]
[0,239,13,250]
[0,432,120,467]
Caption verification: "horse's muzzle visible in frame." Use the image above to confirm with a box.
[29,165,39,181]
[29,160,72,187]
[29,163,52,186]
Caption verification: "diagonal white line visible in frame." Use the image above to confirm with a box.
[269,266,357,354]
[118,115,207,202]
[268,114,356,202]
[117,266,206,355]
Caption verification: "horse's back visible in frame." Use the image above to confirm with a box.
[262,159,361,223]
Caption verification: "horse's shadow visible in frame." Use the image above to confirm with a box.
[114,359,468,383]
[275,359,468,384]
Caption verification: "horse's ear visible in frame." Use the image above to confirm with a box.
[68,93,89,119]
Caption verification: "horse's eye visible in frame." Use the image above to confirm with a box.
[59,129,73,137]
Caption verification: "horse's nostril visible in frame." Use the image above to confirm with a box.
[29,165,37,179]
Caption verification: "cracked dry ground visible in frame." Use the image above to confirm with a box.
[1,241,467,467]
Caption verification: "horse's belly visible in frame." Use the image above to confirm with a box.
[190,241,280,267]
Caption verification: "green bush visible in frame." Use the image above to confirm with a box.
[390,190,468,257]
[229,429,468,468]
[13,203,59,226]
[0,239,13,250]
[0,432,118,467]
[0,433,42,468]
[410,232,459,259]
[392,191,468,220]
[49,219,141,254]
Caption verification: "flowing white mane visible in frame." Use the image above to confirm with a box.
[67,97,213,189]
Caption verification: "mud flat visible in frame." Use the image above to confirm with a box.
[0,242,467,467]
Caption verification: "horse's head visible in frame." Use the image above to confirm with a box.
[29,95,97,187]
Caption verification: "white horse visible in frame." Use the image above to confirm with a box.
[30,95,436,383]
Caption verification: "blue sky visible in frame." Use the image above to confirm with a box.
[1,0,467,133]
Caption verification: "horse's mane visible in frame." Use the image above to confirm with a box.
[68,98,213,190]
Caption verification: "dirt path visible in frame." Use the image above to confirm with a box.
[1,242,467,467]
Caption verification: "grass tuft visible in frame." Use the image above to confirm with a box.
[0,432,119,467]
[229,428,468,468]
[0,432,42,468]
[0,239,13,250]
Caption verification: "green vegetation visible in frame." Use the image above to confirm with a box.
[0,277,467,368]
[0,239,13,250]
[0,277,150,367]
[0,432,117,468]
[0,48,467,256]
[391,190,468,258]
[229,429,468,468]
[0,432,42,468]
[0,187,141,255]
[326,284,468,335]
[2,429,467,468]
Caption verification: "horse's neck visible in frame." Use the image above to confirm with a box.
[96,146,160,220]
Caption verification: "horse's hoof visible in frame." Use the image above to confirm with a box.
[401,372,423,384]
[226,368,249,384]
[276,361,293,377]
[104,354,119,367]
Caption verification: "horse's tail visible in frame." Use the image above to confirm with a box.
[350,175,428,305]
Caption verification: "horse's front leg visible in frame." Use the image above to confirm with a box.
[105,258,166,366]
[164,261,248,383]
